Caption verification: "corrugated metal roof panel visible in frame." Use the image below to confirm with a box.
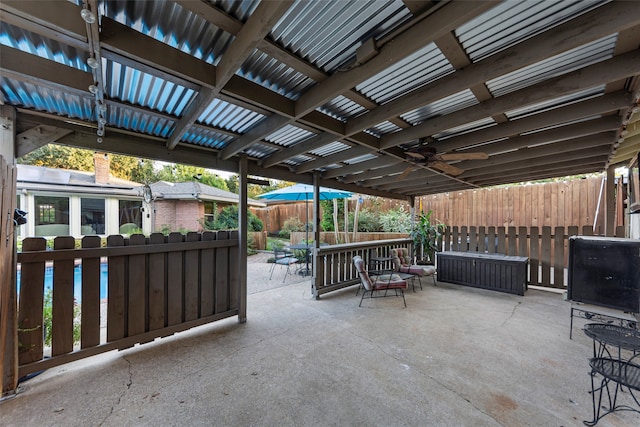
[104,59,196,116]
[309,141,349,157]
[270,0,410,73]
[265,124,315,147]
[181,128,235,149]
[487,35,617,97]
[505,86,605,119]
[108,103,175,138]
[367,121,403,137]
[198,99,265,133]
[0,76,93,120]
[104,0,233,65]
[286,154,315,166]
[356,43,454,104]
[0,22,88,71]
[319,95,366,122]
[244,144,279,160]
[344,153,379,164]
[211,0,259,21]
[456,0,603,62]
[433,118,497,141]
[238,50,315,100]
[401,89,478,126]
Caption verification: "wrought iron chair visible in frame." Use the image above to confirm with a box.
[390,248,436,291]
[353,255,407,308]
[269,248,299,283]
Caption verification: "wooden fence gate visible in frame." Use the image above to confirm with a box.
[16,231,241,379]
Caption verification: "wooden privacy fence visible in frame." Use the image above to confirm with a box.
[442,225,625,288]
[16,231,240,378]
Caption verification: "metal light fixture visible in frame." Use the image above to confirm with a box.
[87,57,99,69]
[81,8,96,24]
[13,209,27,226]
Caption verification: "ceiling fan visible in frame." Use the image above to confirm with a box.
[398,145,488,179]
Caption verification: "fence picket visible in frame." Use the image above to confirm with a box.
[128,234,147,337]
[184,232,200,321]
[81,236,101,348]
[530,227,540,285]
[228,230,240,310]
[507,227,516,256]
[107,235,126,342]
[52,237,75,356]
[201,232,216,317]
[541,227,552,287]
[553,226,565,288]
[487,227,496,254]
[167,233,184,326]
[478,226,486,253]
[148,233,166,331]
[17,238,47,364]
[215,231,229,314]
[518,227,528,257]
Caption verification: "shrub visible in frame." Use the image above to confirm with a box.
[379,206,412,233]
[278,216,306,238]
[211,205,263,231]
[348,209,382,232]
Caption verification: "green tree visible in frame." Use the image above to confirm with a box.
[19,145,94,171]
[18,144,153,183]
[156,164,229,190]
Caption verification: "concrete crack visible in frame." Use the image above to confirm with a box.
[98,356,133,426]
[502,301,521,327]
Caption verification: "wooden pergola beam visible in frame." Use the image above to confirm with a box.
[166,1,293,150]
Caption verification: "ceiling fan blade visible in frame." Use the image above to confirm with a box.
[430,161,464,176]
[396,166,415,181]
[406,151,425,159]
[439,152,488,161]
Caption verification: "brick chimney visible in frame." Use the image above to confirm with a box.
[94,152,110,184]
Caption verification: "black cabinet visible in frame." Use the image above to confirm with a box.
[568,236,640,313]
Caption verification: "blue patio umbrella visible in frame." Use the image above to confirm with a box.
[257,183,352,274]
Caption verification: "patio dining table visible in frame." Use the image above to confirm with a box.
[288,243,313,277]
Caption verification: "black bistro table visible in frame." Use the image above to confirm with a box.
[288,243,313,277]
[583,323,640,425]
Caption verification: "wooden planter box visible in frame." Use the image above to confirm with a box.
[437,251,528,296]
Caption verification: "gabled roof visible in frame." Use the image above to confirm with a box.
[2,1,640,200]
[150,181,265,207]
[17,164,141,196]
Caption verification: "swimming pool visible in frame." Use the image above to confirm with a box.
[16,264,108,303]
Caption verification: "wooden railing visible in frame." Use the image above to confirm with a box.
[442,225,624,288]
[310,225,623,294]
[17,231,240,377]
[313,238,412,298]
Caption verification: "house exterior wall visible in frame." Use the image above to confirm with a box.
[16,191,142,238]
[154,200,204,233]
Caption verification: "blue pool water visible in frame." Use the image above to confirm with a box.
[17,264,108,303]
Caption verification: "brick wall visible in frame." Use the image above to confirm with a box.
[154,200,204,232]
[94,152,110,184]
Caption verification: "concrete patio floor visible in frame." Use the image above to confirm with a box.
[2,254,638,426]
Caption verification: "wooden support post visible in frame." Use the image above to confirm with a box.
[0,105,18,397]
[312,172,321,299]
[238,155,247,323]
[605,166,615,237]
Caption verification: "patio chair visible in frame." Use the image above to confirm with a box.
[269,248,299,283]
[390,248,437,291]
[353,256,407,308]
